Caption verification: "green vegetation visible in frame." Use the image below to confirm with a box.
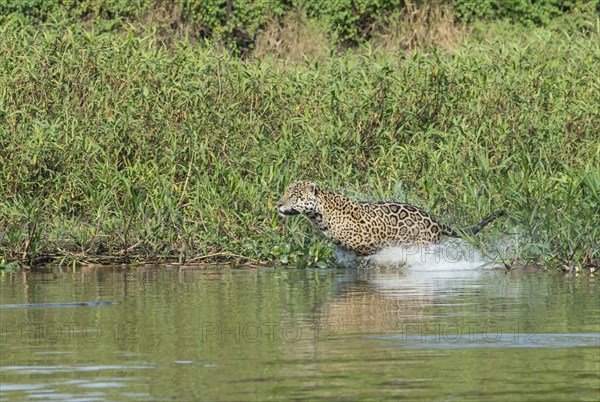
[0,0,596,51]
[0,3,598,271]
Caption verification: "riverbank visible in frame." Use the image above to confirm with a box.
[0,16,598,270]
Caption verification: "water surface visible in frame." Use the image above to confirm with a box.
[1,263,598,401]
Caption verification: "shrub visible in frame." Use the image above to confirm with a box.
[454,0,598,26]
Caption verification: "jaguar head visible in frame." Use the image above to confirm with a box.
[276,181,319,217]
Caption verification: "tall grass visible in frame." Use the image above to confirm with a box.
[0,19,598,270]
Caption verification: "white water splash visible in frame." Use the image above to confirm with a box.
[332,240,508,302]
[368,239,496,271]
[332,238,503,272]
[366,240,499,299]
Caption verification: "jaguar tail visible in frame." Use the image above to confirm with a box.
[443,210,506,238]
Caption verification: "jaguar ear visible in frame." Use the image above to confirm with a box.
[309,182,318,195]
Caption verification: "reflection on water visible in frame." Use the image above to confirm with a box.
[0,262,598,401]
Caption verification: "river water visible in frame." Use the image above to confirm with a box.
[1,260,598,401]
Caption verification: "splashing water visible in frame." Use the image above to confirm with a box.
[332,239,505,300]
[369,239,495,271]
[334,239,499,271]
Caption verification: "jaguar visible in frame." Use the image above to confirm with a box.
[276,180,505,256]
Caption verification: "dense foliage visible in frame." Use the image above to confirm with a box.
[1,0,597,50]
[0,14,598,269]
